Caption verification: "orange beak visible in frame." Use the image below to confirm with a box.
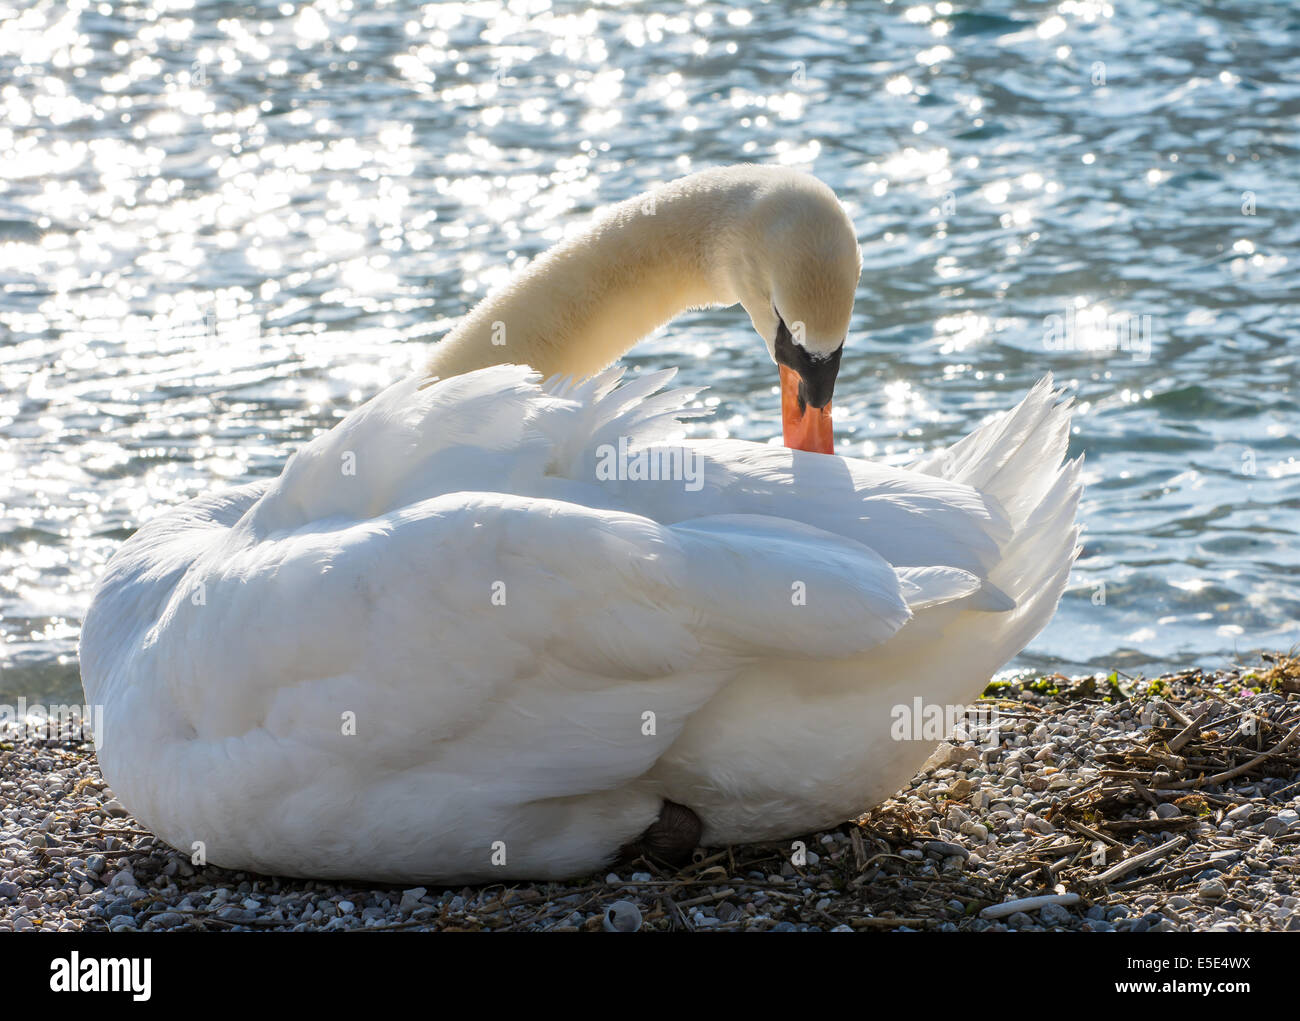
[780,363,834,454]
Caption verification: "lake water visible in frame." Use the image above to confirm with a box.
[2,0,1298,704]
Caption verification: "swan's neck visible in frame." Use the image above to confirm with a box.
[425,174,756,380]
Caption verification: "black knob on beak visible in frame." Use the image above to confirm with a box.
[774,318,842,412]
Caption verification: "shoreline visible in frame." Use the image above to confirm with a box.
[1,658,1297,932]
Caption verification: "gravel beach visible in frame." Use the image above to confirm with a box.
[3,659,1297,933]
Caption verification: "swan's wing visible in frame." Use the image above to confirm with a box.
[107,491,914,806]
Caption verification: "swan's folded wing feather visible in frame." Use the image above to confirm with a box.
[134,493,914,802]
[664,513,911,657]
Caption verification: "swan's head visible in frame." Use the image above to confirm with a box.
[727,172,861,455]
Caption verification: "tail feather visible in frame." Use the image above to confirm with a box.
[914,374,1074,530]
[903,376,1083,664]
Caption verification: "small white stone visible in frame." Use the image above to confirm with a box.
[1198,880,1227,902]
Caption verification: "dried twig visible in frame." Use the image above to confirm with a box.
[1090,836,1185,885]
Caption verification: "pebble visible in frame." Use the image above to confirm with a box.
[715,901,742,922]
[399,887,427,914]
[1198,880,1227,902]
[961,821,989,841]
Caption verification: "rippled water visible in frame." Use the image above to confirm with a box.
[2,0,1298,704]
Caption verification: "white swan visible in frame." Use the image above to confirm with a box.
[80,166,1082,883]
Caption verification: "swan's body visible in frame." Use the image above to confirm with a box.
[80,166,1082,883]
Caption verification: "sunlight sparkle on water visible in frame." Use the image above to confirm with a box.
[0,0,1296,698]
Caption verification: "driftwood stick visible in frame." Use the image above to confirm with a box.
[1159,701,1195,729]
[1066,818,1124,848]
[851,916,932,928]
[850,826,866,872]
[979,893,1081,919]
[1090,835,1185,885]
[1131,778,1160,807]
[1167,709,1207,754]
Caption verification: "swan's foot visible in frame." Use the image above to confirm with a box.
[619,800,702,867]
